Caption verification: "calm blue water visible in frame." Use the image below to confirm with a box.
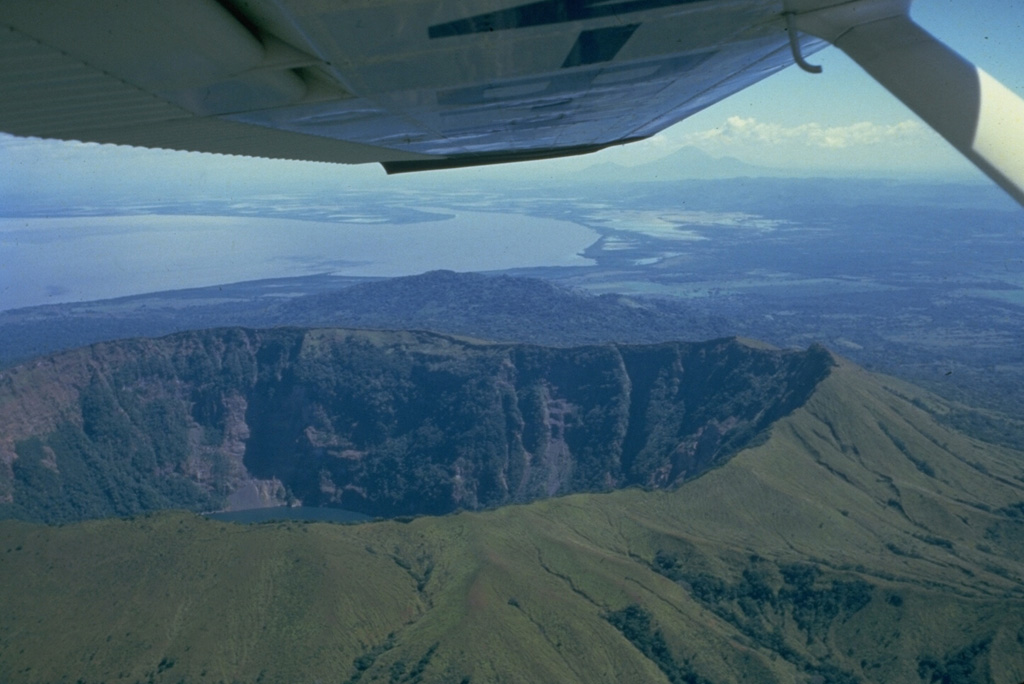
[0,210,597,311]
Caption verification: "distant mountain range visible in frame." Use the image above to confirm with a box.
[2,340,1023,682]
[582,145,778,181]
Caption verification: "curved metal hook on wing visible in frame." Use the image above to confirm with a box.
[783,12,822,74]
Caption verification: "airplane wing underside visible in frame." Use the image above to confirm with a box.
[0,0,816,169]
[1,0,1022,204]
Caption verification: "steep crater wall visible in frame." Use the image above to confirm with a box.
[0,329,833,522]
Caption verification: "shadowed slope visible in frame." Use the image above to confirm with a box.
[1,359,1023,683]
[0,330,831,522]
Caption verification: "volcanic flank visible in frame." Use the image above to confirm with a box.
[1,340,1023,683]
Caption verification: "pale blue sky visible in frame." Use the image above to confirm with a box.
[1,0,1022,197]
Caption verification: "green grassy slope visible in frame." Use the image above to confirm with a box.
[1,359,1023,683]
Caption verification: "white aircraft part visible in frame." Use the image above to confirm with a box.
[795,1,1024,206]
[0,1,428,164]
[973,69,1024,200]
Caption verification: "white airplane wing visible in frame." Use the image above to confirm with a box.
[1,0,1021,203]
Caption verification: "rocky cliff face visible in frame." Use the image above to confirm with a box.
[0,328,833,522]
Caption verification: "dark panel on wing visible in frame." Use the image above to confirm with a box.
[562,25,640,67]
[381,138,644,173]
[437,50,715,108]
[429,0,710,38]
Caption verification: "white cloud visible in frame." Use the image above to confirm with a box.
[682,116,925,149]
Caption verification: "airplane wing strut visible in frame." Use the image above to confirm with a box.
[795,0,1024,206]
